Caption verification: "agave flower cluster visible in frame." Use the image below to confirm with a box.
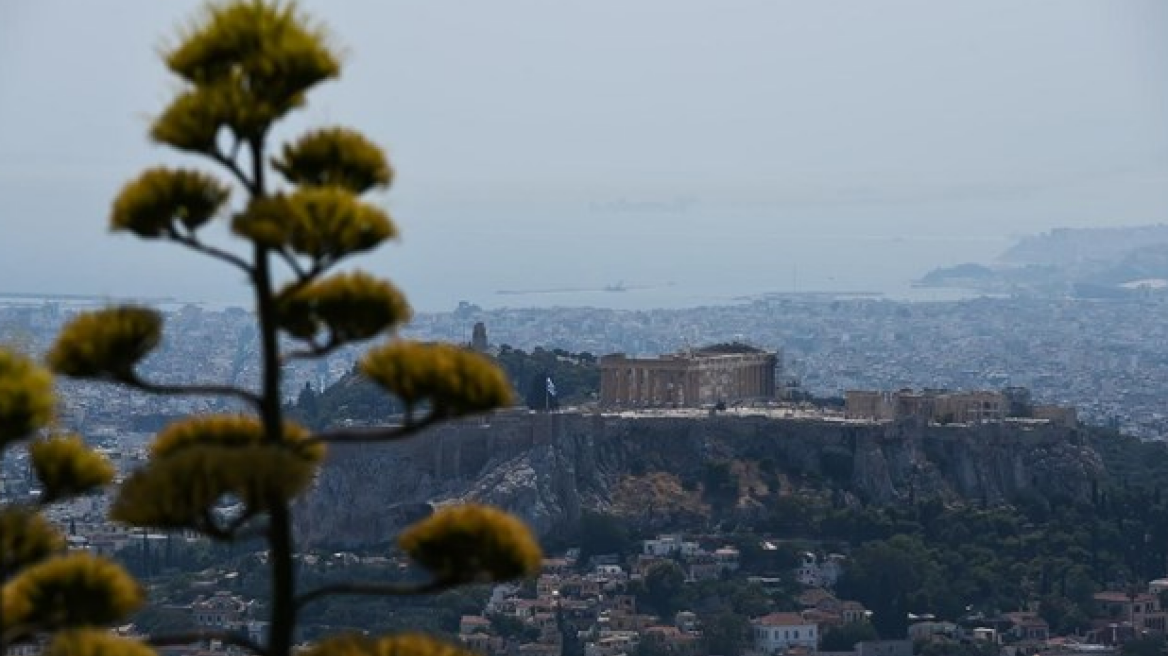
[2,3,542,656]
[1,350,145,654]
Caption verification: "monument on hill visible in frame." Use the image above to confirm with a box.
[599,343,779,408]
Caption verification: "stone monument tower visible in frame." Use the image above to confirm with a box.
[470,321,489,352]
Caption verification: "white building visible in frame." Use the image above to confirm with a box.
[642,535,701,558]
[594,564,627,581]
[752,612,819,654]
[714,546,741,573]
[795,552,844,588]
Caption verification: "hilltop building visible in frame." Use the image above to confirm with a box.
[844,387,1076,427]
[599,343,779,408]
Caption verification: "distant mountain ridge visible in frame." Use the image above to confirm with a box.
[919,224,1168,297]
[999,224,1168,266]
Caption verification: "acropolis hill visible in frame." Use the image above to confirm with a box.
[295,407,1102,548]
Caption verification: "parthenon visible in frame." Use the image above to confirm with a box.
[599,343,779,408]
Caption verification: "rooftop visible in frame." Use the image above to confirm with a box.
[753,612,816,627]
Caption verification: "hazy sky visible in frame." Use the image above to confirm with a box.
[1,1,1166,309]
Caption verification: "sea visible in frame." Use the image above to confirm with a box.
[2,202,1019,313]
[388,203,1016,312]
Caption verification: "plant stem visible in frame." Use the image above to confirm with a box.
[248,136,296,656]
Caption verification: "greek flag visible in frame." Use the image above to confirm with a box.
[546,377,557,397]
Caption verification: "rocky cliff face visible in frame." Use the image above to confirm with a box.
[294,411,1104,547]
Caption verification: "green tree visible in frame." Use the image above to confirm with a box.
[837,535,938,638]
[700,611,751,656]
[704,461,739,505]
[2,4,541,656]
[487,614,541,641]
[636,636,674,656]
[576,511,635,562]
[1121,635,1167,656]
[730,584,773,618]
[820,621,879,651]
[492,345,600,408]
[294,382,321,427]
[641,561,688,617]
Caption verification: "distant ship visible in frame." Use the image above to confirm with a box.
[496,280,662,296]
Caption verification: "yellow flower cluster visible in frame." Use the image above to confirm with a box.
[278,271,411,343]
[44,629,157,656]
[154,0,339,150]
[232,188,395,262]
[148,414,319,456]
[303,633,477,656]
[30,435,116,503]
[0,348,54,445]
[110,167,230,237]
[286,188,396,261]
[47,307,162,380]
[1,554,143,630]
[0,508,64,577]
[274,127,393,194]
[397,504,542,584]
[166,1,338,89]
[150,88,229,154]
[360,342,514,418]
[231,194,293,247]
[112,416,323,533]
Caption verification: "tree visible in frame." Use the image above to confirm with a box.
[576,511,635,562]
[636,636,675,656]
[820,621,879,651]
[1122,635,1167,656]
[701,611,751,656]
[836,535,938,639]
[487,613,540,642]
[641,561,688,617]
[294,382,321,427]
[1,4,541,656]
[493,345,600,408]
[704,461,739,503]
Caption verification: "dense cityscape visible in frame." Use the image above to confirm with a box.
[4,293,1168,656]
[5,294,1168,442]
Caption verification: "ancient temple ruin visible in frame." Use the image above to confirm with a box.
[599,343,779,408]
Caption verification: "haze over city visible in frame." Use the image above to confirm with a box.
[2,1,1166,310]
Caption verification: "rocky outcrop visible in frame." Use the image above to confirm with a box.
[294,411,1104,547]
